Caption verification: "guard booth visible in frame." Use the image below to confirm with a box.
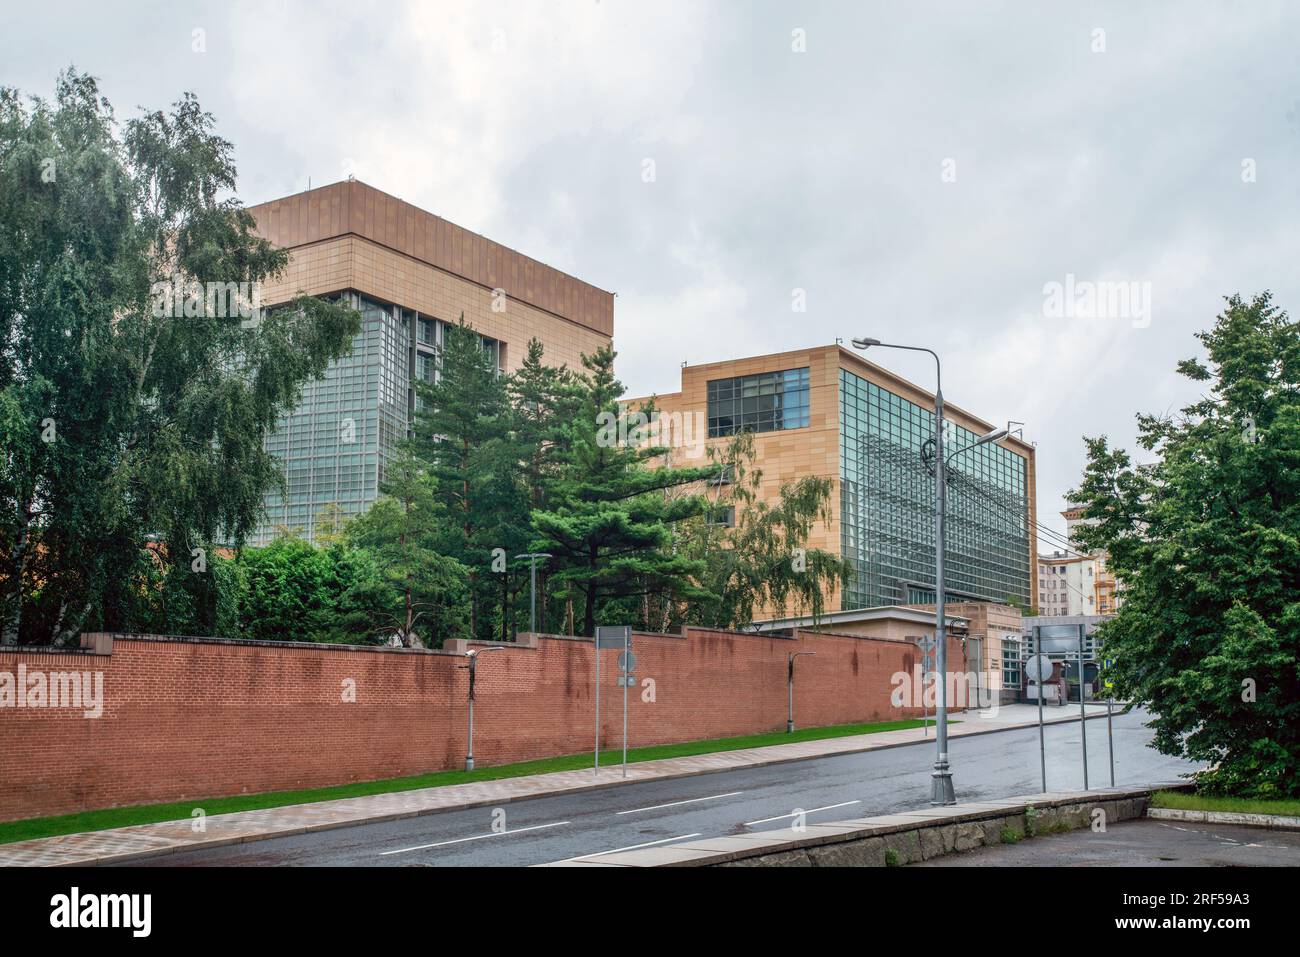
[1063,660,1101,702]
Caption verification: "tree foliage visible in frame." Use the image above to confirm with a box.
[410,319,529,641]
[1069,292,1300,797]
[530,347,716,637]
[230,538,390,645]
[676,431,852,631]
[344,444,469,646]
[0,70,359,644]
[0,71,875,650]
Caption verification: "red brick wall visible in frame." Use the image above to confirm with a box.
[0,628,967,822]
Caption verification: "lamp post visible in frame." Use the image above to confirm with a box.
[787,652,816,733]
[460,646,507,771]
[514,553,552,635]
[851,337,1008,805]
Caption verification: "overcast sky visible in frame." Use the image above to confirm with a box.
[5,0,1299,541]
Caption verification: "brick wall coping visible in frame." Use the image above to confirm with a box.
[0,644,101,657]
[0,623,938,664]
[0,632,457,659]
[792,629,956,646]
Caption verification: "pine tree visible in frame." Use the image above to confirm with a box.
[411,319,528,640]
[507,337,580,630]
[530,346,716,637]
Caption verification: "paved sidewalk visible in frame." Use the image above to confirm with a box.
[0,702,1115,867]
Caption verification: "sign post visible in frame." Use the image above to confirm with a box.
[916,635,936,739]
[1034,623,1091,790]
[618,645,635,778]
[1104,657,1115,787]
[595,626,631,775]
[1025,651,1052,793]
[1078,626,1089,790]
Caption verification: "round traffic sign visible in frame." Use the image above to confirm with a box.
[618,651,636,672]
[1025,654,1053,683]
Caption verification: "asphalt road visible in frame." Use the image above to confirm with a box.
[129,708,1196,867]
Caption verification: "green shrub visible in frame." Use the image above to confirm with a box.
[1025,805,1039,838]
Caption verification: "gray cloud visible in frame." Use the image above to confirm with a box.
[3,0,1298,540]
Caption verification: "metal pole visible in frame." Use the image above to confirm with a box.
[514,553,551,636]
[622,632,629,778]
[501,571,508,643]
[850,340,1000,807]
[1107,692,1115,787]
[923,647,930,739]
[465,659,476,772]
[529,560,537,634]
[594,637,600,774]
[787,655,795,733]
[1079,626,1089,790]
[932,370,955,805]
[1035,641,1046,793]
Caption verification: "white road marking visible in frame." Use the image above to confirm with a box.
[615,791,744,815]
[380,820,570,856]
[743,800,862,827]
[549,833,703,864]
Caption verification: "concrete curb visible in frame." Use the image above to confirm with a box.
[542,783,1190,867]
[1147,807,1300,831]
[0,706,1119,868]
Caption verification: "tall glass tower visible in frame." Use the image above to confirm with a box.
[244,181,616,547]
[255,293,500,544]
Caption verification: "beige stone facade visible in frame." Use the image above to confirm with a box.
[627,344,1038,618]
[249,179,613,372]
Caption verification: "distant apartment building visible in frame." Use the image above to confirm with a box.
[1036,507,1120,617]
[247,180,613,543]
[626,345,1038,615]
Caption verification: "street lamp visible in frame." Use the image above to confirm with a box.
[514,553,552,635]
[460,646,508,771]
[787,652,816,732]
[850,337,1009,805]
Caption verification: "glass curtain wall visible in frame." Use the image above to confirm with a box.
[838,367,1031,609]
[256,294,501,544]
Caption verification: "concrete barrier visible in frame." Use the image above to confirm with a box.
[543,783,1192,867]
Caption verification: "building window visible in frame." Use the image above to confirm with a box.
[418,317,436,346]
[481,335,501,373]
[707,367,810,438]
[1002,636,1021,688]
[706,505,736,528]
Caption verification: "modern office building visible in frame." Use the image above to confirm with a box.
[626,344,1038,615]
[246,180,614,543]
